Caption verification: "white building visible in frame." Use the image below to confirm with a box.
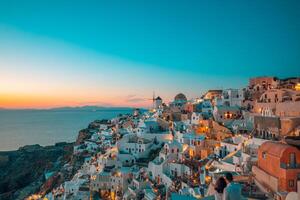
[117,134,157,159]
[63,172,88,199]
[221,89,244,107]
[177,132,205,146]
[191,112,202,125]
[90,167,132,194]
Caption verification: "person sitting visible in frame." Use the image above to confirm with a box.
[214,176,227,200]
[223,172,242,200]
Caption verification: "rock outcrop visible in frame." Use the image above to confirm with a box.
[75,128,93,145]
[0,142,73,200]
[0,120,101,200]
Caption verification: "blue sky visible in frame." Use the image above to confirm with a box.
[0,0,300,108]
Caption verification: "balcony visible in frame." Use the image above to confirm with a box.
[253,132,279,141]
[280,162,300,169]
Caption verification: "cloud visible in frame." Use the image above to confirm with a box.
[125,95,147,103]
[126,94,137,98]
[127,98,146,103]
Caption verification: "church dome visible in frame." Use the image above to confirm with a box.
[174,93,187,102]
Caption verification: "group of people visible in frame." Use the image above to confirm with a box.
[213,172,242,200]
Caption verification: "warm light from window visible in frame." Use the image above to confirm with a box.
[189,149,194,157]
[295,83,300,91]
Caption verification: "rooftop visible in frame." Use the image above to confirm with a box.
[174,93,188,102]
[259,141,298,157]
[215,105,240,111]
[170,193,197,200]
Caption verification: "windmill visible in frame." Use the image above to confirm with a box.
[146,91,156,109]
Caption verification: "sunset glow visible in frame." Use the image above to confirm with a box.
[1,1,299,109]
[1,1,300,199]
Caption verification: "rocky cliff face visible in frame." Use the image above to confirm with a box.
[75,128,93,145]
[0,121,98,200]
[0,142,73,200]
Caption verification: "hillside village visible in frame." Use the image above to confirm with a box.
[28,76,300,200]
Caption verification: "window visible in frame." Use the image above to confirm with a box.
[226,112,230,118]
[262,152,266,159]
[290,153,296,168]
[289,180,294,188]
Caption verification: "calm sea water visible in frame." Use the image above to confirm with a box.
[0,108,133,151]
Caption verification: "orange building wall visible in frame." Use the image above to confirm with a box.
[258,145,300,192]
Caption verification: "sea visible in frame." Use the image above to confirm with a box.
[0,108,133,151]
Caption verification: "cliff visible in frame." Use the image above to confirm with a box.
[75,128,93,145]
[0,120,100,200]
[0,142,73,200]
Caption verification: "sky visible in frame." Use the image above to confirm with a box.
[0,0,300,108]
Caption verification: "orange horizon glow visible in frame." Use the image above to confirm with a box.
[0,93,153,109]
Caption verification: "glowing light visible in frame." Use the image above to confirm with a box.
[295,83,300,91]
[110,191,116,200]
[182,144,188,151]
[189,149,194,158]
[27,194,42,200]
[205,176,211,183]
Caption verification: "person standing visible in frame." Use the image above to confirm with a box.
[214,177,227,200]
[223,172,242,200]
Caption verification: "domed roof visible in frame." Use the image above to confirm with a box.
[155,96,162,100]
[259,141,296,158]
[174,93,187,102]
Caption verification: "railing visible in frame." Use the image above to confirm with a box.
[252,133,279,141]
[280,162,300,169]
